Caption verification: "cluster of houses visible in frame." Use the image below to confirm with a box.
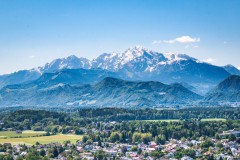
[1,135,239,160]
[0,124,240,159]
[66,137,240,160]
[219,129,240,138]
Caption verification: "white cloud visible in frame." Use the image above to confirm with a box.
[28,55,35,59]
[175,36,200,43]
[153,36,200,45]
[204,58,216,64]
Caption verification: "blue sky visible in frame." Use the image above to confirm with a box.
[0,0,240,74]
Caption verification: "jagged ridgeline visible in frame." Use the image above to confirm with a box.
[0,46,239,108]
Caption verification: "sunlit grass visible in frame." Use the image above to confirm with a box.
[0,130,46,138]
[201,118,226,122]
[0,134,83,145]
[133,119,180,122]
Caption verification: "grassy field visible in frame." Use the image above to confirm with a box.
[0,134,83,145]
[0,130,46,138]
[134,118,227,122]
[201,118,226,122]
[134,119,180,122]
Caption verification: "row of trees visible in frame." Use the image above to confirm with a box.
[81,120,240,145]
[77,107,240,121]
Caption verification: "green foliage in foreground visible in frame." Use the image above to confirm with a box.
[0,107,239,146]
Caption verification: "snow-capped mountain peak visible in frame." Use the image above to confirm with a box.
[0,46,233,95]
[119,46,149,63]
[91,46,200,72]
[163,52,197,64]
[124,45,148,55]
[40,55,91,73]
[91,46,154,71]
[65,55,79,60]
[29,46,199,74]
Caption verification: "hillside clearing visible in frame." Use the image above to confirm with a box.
[0,130,46,138]
[0,134,83,145]
[201,118,226,122]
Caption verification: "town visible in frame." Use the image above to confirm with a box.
[0,125,240,160]
[1,0,240,159]
[1,108,240,159]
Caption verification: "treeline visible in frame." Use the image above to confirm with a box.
[84,120,240,145]
[77,107,240,121]
[0,110,88,134]
[1,107,240,135]
[1,108,240,145]
[1,107,240,123]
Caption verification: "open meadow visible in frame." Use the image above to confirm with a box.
[0,134,83,145]
[200,118,227,122]
[134,119,180,122]
[132,118,227,122]
[0,130,46,138]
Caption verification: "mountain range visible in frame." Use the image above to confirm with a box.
[7,68,118,89]
[0,46,239,108]
[1,46,239,95]
[0,74,239,108]
[0,76,202,108]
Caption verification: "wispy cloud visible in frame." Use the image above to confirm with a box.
[152,40,162,44]
[204,58,216,64]
[185,44,199,49]
[28,55,35,59]
[223,41,228,44]
[153,36,200,44]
